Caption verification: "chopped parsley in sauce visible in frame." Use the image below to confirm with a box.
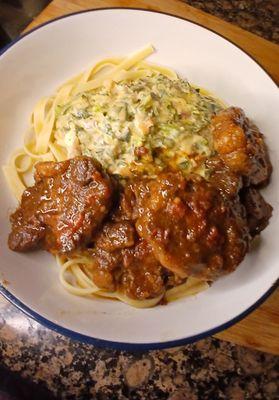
[55,74,223,178]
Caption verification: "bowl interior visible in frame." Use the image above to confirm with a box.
[0,9,278,348]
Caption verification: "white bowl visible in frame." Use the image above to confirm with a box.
[0,8,278,350]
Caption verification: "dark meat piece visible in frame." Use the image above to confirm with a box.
[121,240,164,300]
[95,221,136,252]
[87,220,136,292]
[88,247,121,292]
[113,185,138,222]
[8,211,46,252]
[127,172,250,280]
[206,157,243,198]
[241,187,272,236]
[212,107,272,186]
[88,222,164,299]
[8,157,113,253]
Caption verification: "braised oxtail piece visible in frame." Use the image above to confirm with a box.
[8,157,113,253]
[123,172,250,281]
[212,107,272,186]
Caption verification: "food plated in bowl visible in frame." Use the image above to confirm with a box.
[4,45,273,308]
[0,9,278,349]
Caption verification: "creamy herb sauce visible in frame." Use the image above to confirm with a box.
[55,74,223,177]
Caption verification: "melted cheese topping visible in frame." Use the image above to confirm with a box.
[55,74,222,177]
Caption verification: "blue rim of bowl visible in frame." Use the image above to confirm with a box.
[0,7,278,351]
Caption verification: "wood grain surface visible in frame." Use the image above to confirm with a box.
[24,0,279,354]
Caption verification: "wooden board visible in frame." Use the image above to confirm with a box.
[25,0,279,83]
[24,0,279,354]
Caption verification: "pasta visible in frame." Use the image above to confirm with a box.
[57,255,208,307]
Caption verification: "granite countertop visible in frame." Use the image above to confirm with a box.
[0,1,279,399]
[183,0,279,44]
[1,297,278,400]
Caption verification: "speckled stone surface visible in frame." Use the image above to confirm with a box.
[0,297,278,399]
[183,0,279,44]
